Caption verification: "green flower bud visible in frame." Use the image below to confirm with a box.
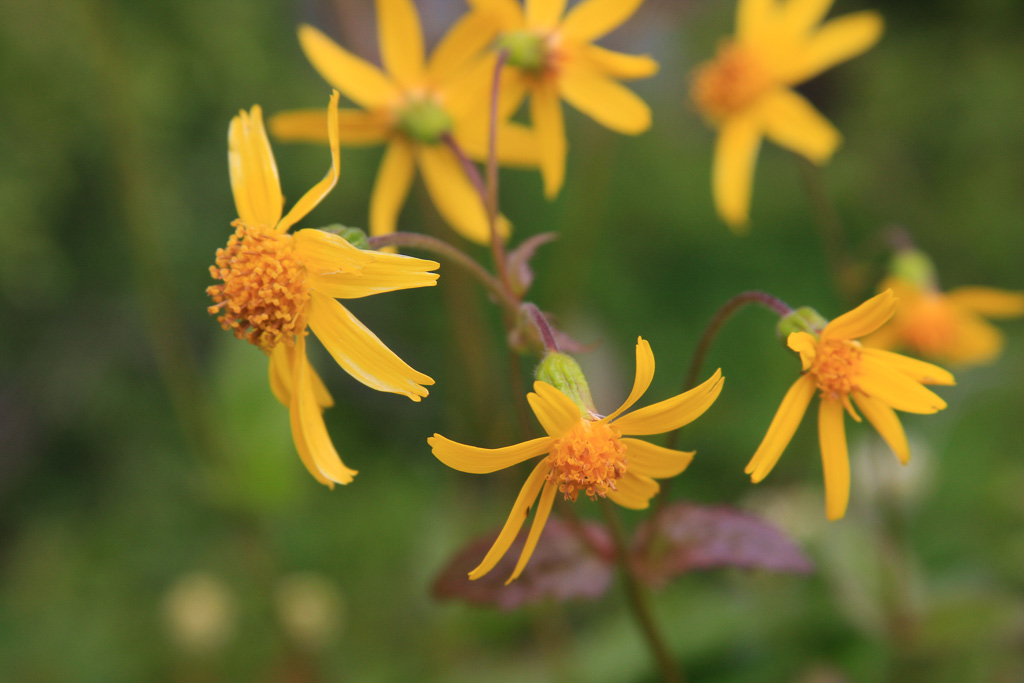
[398,98,453,145]
[777,306,828,339]
[321,225,370,250]
[497,30,547,72]
[890,248,938,289]
[536,352,596,415]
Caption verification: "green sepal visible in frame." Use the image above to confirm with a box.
[777,306,828,339]
[497,30,547,71]
[321,225,370,250]
[536,352,596,415]
[890,248,938,289]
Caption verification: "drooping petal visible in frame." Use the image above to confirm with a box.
[712,110,763,231]
[759,89,841,164]
[228,106,283,229]
[947,287,1024,318]
[612,369,724,436]
[531,79,567,198]
[559,64,652,135]
[375,0,426,87]
[560,0,645,43]
[851,391,909,464]
[277,91,342,233]
[417,144,500,245]
[368,139,417,239]
[737,0,778,40]
[860,347,955,386]
[468,460,551,580]
[298,24,401,109]
[428,434,554,473]
[607,471,660,510]
[787,331,818,371]
[783,11,884,84]
[943,314,1005,366]
[601,337,655,424]
[527,382,582,437]
[307,291,433,400]
[823,289,897,341]
[621,438,695,478]
[270,343,333,409]
[579,45,659,81]
[428,10,503,84]
[506,479,559,583]
[857,354,947,414]
[269,108,392,146]
[525,0,566,29]
[745,374,816,482]
[817,398,849,520]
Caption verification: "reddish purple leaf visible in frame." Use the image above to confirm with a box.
[506,232,558,297]
[631,503,813,586]
[433,518,615,610]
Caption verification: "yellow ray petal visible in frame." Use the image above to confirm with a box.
[580,45,659,81]
[621,438,695,479]
[779,0,834,34]
[229,106,283,229]
[601,337,655,424]
[428,434,554,473]
[857,355,947,414]
[468,460,551,580]
[758,89,841,164]
[712,110,763,231]
[860,347,955,386]
[445,55,527,123]
[851,392,909,465]
[607,471,660,510]
[417,144,501,245]
[737,0,777,40]
[375,0,425,87]
[277,91,341,233]
[745,374,816,482]
[525,0,566,29]
[467,0,525,29]
[458,120,540,168]
[787,331,818,371]
[269,108,392,146]
[530,80,567,198]
[506,479,559,583]
[298,24,401,109]
[612,369,724,436]
[368,138,417,239]
[823,289,897,341]
[560,0,645,42]
[307,291,433,400]
[783,11,884,84]
[428,10,503,84]
[527,382,582,438]
[947,287,1024,318]
[944,313,1005,366]
[270,343,333,409]
[559,64,652,135]
[818,398,849,521]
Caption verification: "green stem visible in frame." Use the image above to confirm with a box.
[795,156,858,301]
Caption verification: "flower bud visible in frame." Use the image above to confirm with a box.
[497,31,547,71]
[777,306,828,339]
[536,352,596,415]
[889,248,938,290]
[321,225,370,250]
[398,98,453,144]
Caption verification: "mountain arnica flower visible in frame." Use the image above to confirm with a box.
[207,91,439,487]
[470,0,658,197]
[746,290,954,520]
[691,0,884,229]
[429,338,724,583]
[270,0,539,244]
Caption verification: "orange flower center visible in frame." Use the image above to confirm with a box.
[691,43,772,122]
[206,221,310,352]
[546,420,628,502]
[903,296,956,355]
[810,339,862,400]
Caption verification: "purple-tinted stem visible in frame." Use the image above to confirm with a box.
[521,302,559,353]
[441,133,489,215]
[486,50,512,296]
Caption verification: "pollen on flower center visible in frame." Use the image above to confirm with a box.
[810,339,862,399]
[546,420,628,502]
[691,43,772,122]
[207,221,310,352]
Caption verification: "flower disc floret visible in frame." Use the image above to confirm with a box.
[547,420,627,502]
[691,44,770,122]
[810,338,861,400]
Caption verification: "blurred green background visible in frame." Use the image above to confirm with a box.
[2,0,1023,680]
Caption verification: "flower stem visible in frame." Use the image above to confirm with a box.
[486,50,512,295]
[598,498,683,683]
[795,157,858,301]
[521,302,559,353]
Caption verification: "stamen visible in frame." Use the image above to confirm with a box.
[809,338,862,400]
[546,420,628,502]
[691,43,772,122]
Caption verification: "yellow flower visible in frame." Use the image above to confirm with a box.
[270,0,539,244]
[469,0,658,197]
[865,277,1024,367]
[691,0,884,229]
[429,338,724,582]
[746,290,954,520]
[207,91,439,487]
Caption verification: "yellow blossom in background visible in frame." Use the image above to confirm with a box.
[470,0,658,197]
[866,276,1024,367]
[430,338,723,582]
[207,91,439,487]
[691,0,884,229]
[270,0,539,244]
[746,291,954,520]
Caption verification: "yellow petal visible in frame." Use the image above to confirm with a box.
[428,434,554,473]
[579,45,659,81]
[270,343,333,409]
[468,460,551,580]
[277,91,342,233]
[559,64,652,135]
[459,120,539,168]
[818,398,850,521]
[758,89,841,164]
[298,24,401,109]
[860,347,955,386]
[530,80,567,198]
[525,0,566,29]
[947,287,1024,318]
[737,0,777,40]
[416,144,499,245]
[601,336,654,424]
[823,289,897,341]
[944,313,1005,366]
[787,331,818,371]
[369,139,417,239]
[229,106,283,229]
[375,0,425,87]
[467,0,524,29]
[712,110,763,231]
[428,10,502,84]
[560,0,645,42]
[851,392,909,465]
[745,374,816,482]
[783,11,884,84]
[527,382,582,437]
[444,54,526,121]
[621,438,695,479]
[307,291,433,400]
[269,108,392,146]
[612,369,724,436]
[779,0,834,34]
[607,471,660,510]
[506,479,559,583]
[857,354,947,414]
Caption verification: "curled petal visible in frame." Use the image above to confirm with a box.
[787,331,818,371]
[745,374,816,482]
[612,369,724,436]
[823,289,897,341]
[621,438,695,479]
[269,108,391,146]
[601,337,654,424]
[269,343,332,408]
[429,434,554,474]
[506,480,559,584]
[228,105,283,230]
[277,91,341,233]
[527,382,582,438]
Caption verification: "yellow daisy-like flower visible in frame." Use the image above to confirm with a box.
[270,0,538,244]
[746,290,954,520]
[691,0,884,229]
[429,338,724,583]
[207,91,439,487]
[865,276,1024,367]
[470,0,658,197]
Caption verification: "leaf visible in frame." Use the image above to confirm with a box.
[432,518,615,610]
[631,503,813,586]
[506,232,558,296]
